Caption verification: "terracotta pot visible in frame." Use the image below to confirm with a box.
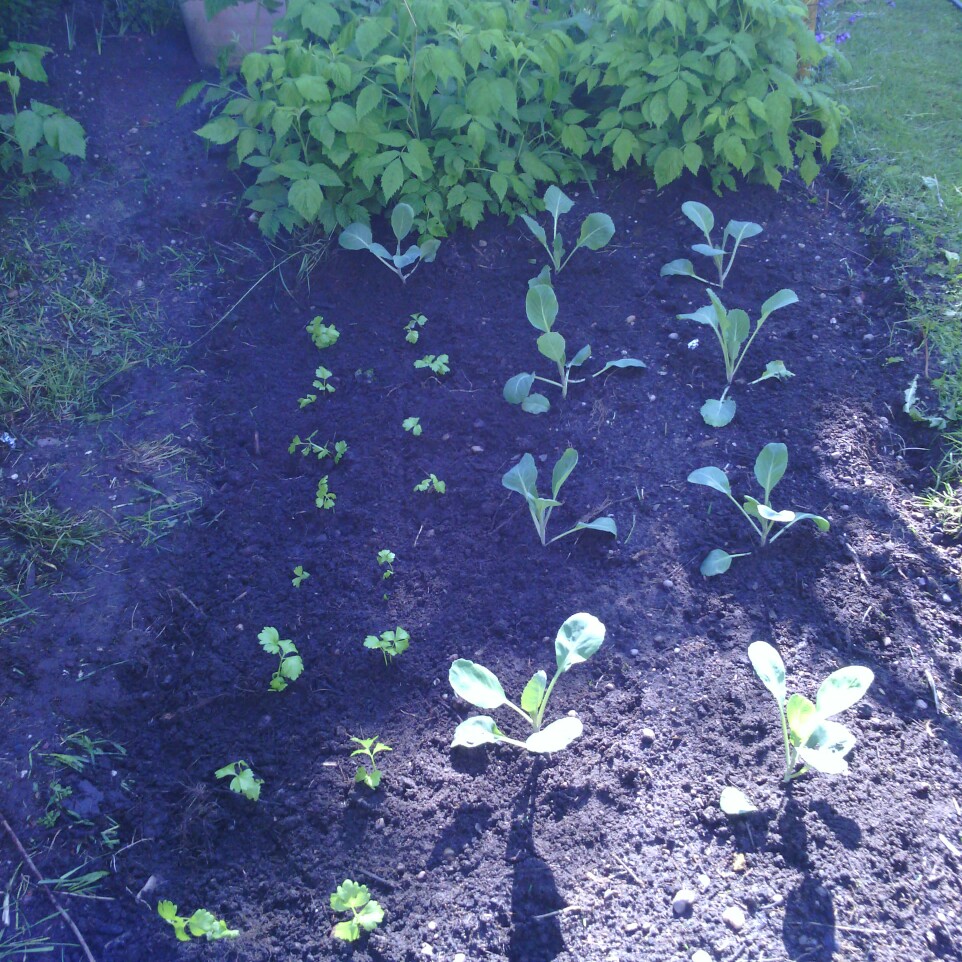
[179,1,287,68]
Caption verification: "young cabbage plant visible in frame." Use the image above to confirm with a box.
[748,641,874,782]
[350,736,391,790]
[505,280,645,414]
[258,626,304,691]
[502,448,616,546]
[678,288,797,427]
[214,760,263,802]
[376,550,395,579]
[521,186,615,274]
[661,201,762,288]
[157,901,238,942]
[449,613,605,754]
[291,564,310,587]
[688,442,829,575]
[338,203,440,283]
[330,880,384,942]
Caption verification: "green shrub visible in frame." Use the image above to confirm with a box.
[188,0,842,238]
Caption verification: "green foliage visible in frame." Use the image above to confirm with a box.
[306,315,339,348]
[0,1,61,43]
[450,612,605,754]
[413,473,445,494]
[505,277,644,413]
[157,901,238,942]
[364,626,409,665]
[315,475,336,509]
[188,0,841,237]
[291,564,311,587]
[661,201,762,288]
[402,416,422,436]
[350,735,391,790]
[404,312,427,344]
[376,549,394,578]
[521,185,614,274]
[258,626,304,691]
[214,759,263,801]
[0,43,86,186]
[299,365,335,406]
[688,442,829,575]
[502,447,616,546]
[330,880,384,941]
[414,354,449,376]
[289,432,347,461]
[339,203,440,282]
[678,287,797,426]
[748,641,873,782]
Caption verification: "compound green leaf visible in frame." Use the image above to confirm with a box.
[288,179,322,221]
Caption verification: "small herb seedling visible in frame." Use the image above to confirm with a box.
[258,626,304,691]
[306,315,339,349]
[748,641,874,782]
[521,186,615,274]
[214,760,263,801]
[661,201,762,288]
[338,203,440,283]
[315,477,336,510]
[450,613,605,753]
[687,442,829,575]
[505,279,645,414]
[299,366,335,407]
[377,550,395,579]
[404,312,427,344]
[291,564,310,587]
[330,880,384,941]
[502,448,616,546]
[157,901,238,942]
[414,354,449,376]
[678,288,797,426]
[402,417,422,436]
[364,626,409,665]
[414,474,445,494]
[289,433,347,462]
[350,736,391,790]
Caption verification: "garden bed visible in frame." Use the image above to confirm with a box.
[1,20,961,962]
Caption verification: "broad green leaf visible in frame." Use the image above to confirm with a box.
[451,715,502,748]
[419,238,440,263]
[196,116,238,145]
[700,548,736,576]
[331,880,370,913]
[687,466,731,495]
[701,398,735,427]
[543,185,573,219]
[326,102,356,133]
[503,372,534,405]
[679,304,720,332]
[339,223,372,251]
[537,331,566,364]
[521,394,550,414]
[682,201,714,235]
[288,179,322,221]
[280,655,303,681]
[692,243,726,257]
[355,899,384,931]
[393,246,420,270]
[520,671,547,716]
[750,360,794,384]
[551,447,579,499]
[791,512,830,532]
[786,693,818,743]
[157,901,178,922]
[390,203,414,242]
[593,357,646,376]
[577,212,614,250]
[555,612,605,673]
[755,505,794,524]
[720,787,757,815]
[760,288,798,319]
[797,719,856,774]
[521,213,547,247]
[525,283,558,332]
[355,84,381,121]
[294,75,328,102]
[569,345,592,368]
[747,641,787,706]
[369,242,392,261]
[815,667,874,718]
[660,258,697,278]
[654,146,685,187]
[754,443,788,497]
[724,220,763,244]
[381,158,404,201]
[449,660,506,709]
[567,517,618,539]
[526,716,583,753]
[502,453,538,501]
[13,109,42,154]
[332,919,360,941]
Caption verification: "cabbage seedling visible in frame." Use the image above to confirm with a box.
[505,280,644,414]
[377,550,395,579]
[315,477,336,510]
[661,201,762,289]
[450,613,605,753]
[502,448,616,546]
[338,203,440,284]
[521,185,615,274]
[404,312,427,344]
[402,416,422,436]
[291,564,310,587]
[414,354,449,376]
[748,641,874,782]
[258,626,304,691]
[157,901,238,942]
[678,288,797,427]
[414,474,445,494]
[214,760,263,801]
[350,736,391,790]
[364,626,409,665]
[306,316,339,349]
[330,880,384,941]
[687,442,829,575]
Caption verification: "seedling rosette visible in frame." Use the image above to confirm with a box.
[338,203,440,284]
[157,901,238,942]
[330,880,384,941]
[449,613,605,754]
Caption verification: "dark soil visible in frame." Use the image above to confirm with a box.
[2,21,962,962]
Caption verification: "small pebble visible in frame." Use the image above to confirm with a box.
[421,943,433,956]
[630,647,640,657]
[427,921,437,932]
[941,593,952,604]
[624,922,639,934]
[443,847,455,860]
[722,906,746,931]
[862,333,874,343]
[697,873,711,891]
[470,445,484,453]
[669,332,680,340]
[672,889,697,916]
[692,952,713,962]
[916,699,928,711]
[662,579,674,589]
[454,955,466,962]
[641,728,655,744]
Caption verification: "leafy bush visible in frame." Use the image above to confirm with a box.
[188,0,842,237]
[0,42,86,185]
